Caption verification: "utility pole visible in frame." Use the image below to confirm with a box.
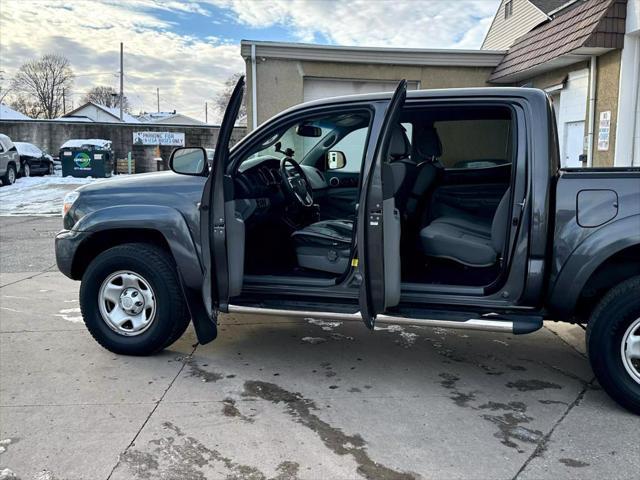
[119,42,124,121]
[62,88,66,114]
[156,87,160,113]
[205,101,208,123]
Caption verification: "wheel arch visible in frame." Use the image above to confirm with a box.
[548,217,640,321]
[72,205,203,289]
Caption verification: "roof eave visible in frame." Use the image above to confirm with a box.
[241,40,506,67]
[489,46,614,83]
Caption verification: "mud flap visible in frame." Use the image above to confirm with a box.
[183,286,217,344]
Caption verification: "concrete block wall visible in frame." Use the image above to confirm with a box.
[0,120,247,173]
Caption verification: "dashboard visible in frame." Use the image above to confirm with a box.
[233,156,328,223]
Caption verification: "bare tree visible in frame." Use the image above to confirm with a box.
[8,94,42,118]
[215,72,246,124]
[81,85,130,112]
[10,54,74,119]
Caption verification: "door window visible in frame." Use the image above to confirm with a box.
[433,118,511,169]
[331,127,368,173]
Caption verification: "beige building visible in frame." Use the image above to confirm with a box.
[241,41,505,128]
[242,0,638,167]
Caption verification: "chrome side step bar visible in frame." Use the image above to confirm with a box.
[227,305,541,334]
[375,314,513,333]
[227,304,362,322]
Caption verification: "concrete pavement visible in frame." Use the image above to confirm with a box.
[0,216,638,480]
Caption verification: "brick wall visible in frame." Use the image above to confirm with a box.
[0,120,247,173]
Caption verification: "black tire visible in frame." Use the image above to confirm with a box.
[1,163,16,185]
[587,275,640,414]
[23,162,31,177]
[48,162,55,175]
[80,243,190,356]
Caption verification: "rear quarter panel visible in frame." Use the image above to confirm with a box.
[548,169,640,318]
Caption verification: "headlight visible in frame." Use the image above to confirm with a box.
[62,191,80,217]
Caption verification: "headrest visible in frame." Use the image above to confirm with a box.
[388,125,410,161]
[413,125,442,160]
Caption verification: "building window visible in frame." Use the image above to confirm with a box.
[504,0,513,19]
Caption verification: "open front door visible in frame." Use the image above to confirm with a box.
[357,80,406,328]
[200,76,246,319]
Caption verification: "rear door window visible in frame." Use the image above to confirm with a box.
[434,118,511,169]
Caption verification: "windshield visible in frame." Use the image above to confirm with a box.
[244,112,369,166]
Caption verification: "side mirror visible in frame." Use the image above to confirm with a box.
[170,147,207,175]
[327,151,346,170]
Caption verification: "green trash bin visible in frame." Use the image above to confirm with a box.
[59,139,113,178]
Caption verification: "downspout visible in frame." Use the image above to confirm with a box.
[251,43,258,130]
[586,55,597,167]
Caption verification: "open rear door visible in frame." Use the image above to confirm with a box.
[357,80,406,328]
[200,76,245,319]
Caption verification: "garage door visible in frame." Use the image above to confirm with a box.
[303,78,419,102]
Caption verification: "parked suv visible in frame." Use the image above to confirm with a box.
[56,79,640,413]
[0,133,19,185]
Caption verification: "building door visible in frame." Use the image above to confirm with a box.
[562,121,585,167]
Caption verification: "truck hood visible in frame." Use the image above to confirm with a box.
[77,171,200,194]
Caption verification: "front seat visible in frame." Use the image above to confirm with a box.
[404,125,441,222]
[291,125,407,274]
[419,188,511,267]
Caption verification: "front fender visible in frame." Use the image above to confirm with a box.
[73,205,217,344]
[548,215,640,318]
[74,204,203,289]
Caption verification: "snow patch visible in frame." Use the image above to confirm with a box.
[0,468,19,480]
[0,173,97,216]
[375,324,418,347]
[60,138,112,149]
[0,103,30,120]
[14,141,43,157]
[33,471,57,480]
[301,336,327,345]
[54,307,83,323]
[0,438,12,454]
[306,317,342,331]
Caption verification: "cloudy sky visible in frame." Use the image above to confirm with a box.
[0,0,500,122]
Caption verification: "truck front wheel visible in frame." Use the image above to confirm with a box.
[587,275,640,414]
[80,243,191,356]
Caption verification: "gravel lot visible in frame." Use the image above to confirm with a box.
[1,215,638,480]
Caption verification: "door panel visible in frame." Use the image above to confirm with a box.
[358,80,406,328]
[200,76,245,317]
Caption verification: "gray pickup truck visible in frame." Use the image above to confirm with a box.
[56,79,640,413]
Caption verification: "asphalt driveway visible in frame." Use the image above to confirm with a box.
[0,216,638,480]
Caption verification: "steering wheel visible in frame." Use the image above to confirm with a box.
[280,157,314,207]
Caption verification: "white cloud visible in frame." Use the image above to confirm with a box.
[0,0,499,122]
[210,0,499,49]
[0,0,243,122]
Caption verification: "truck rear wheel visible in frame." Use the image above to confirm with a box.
[80,243,191,356]
[587,275,640,414]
